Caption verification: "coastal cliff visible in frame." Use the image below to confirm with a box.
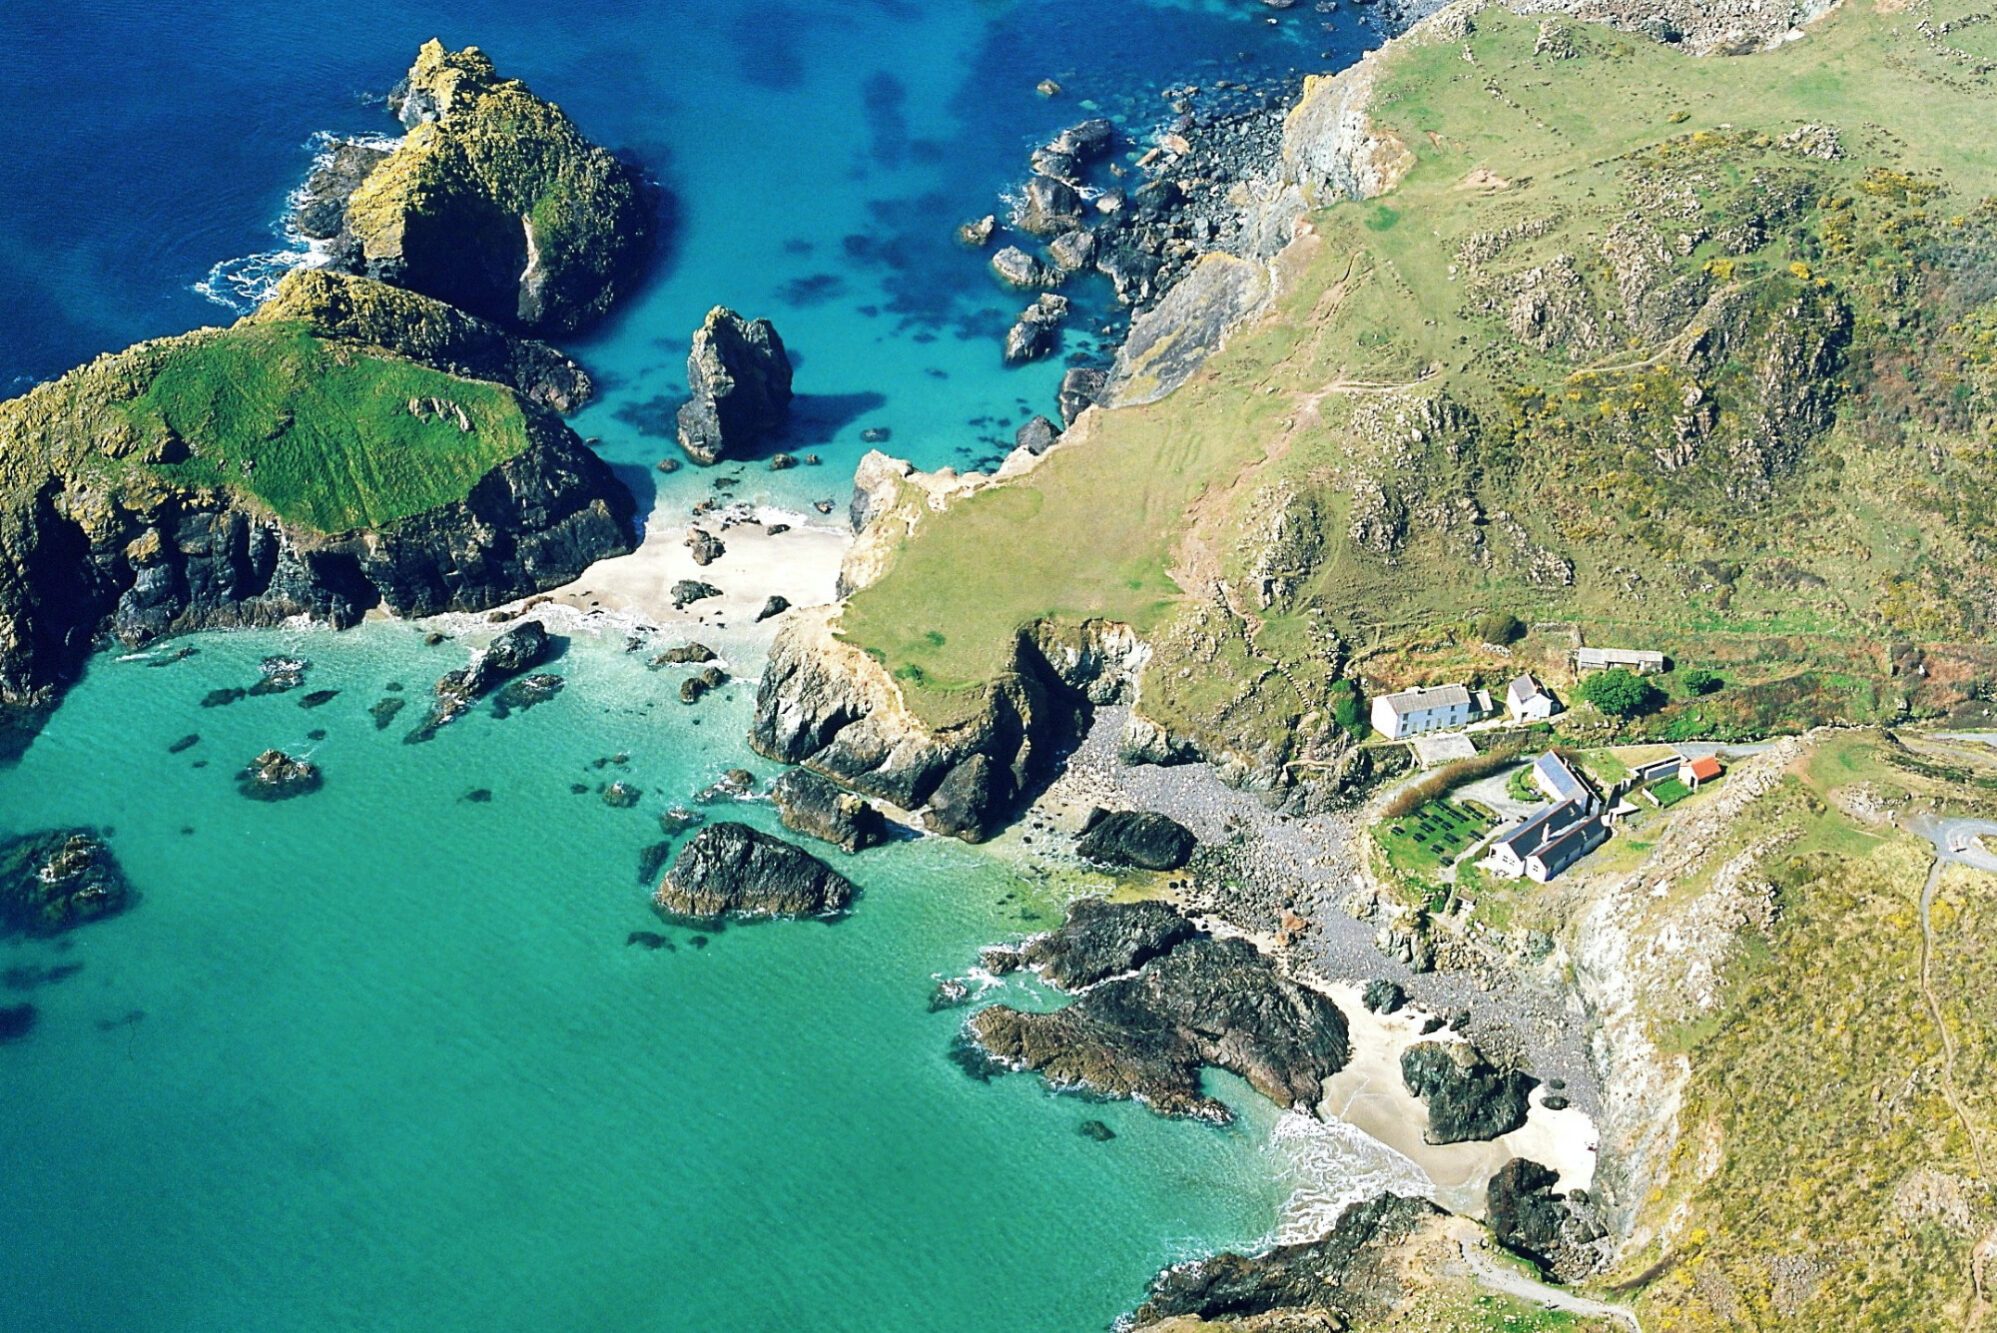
[0,318,633,725]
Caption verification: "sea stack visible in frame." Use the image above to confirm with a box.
[676,307,794,465]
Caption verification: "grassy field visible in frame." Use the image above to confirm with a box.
[5,321,537,534]
[840,1,1997,756]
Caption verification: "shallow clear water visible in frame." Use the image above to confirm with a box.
[0,2,1384,1327]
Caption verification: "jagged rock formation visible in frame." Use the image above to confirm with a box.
[990,896,1196,988]
[1401,1039,1538,1144]
[770,767,887,853]
[966,900,1349,1120]
[653,822,858,920]
[254,270,593,411]
[407,618,551,743]
[1131,1193,1443,1328]
[0,829,131,935]
[1486,1157,1611,1281]
[323,40,651,334]
[236,749,323,800]
[676,307,794,465]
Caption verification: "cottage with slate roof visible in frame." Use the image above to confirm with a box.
[1371,684,1479,740]
[1505,673,1557,722]
[1483,752,1609,882]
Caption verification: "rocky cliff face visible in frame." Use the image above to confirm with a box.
[675,307,794,465]
[0,353,632,724]
[327,40,651,335]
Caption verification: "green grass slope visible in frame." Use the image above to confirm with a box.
[2,320,536,533]
[842,0,1997,752]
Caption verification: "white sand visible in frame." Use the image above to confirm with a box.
[1316,981,1599,1218]
[538,504,851,633]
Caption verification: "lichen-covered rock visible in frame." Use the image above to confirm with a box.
[770,766,887,853]
[1400,1040,1537,1144]
[1075,808,1197,871]
[0,829,132,935]
[654,822,858,920]
[253,270,593,412]
[676,308,794,466]
[968,904,1349,1120]
[334,40,651,334]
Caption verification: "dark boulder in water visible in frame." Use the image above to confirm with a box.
[770,767,887,853]
[654,822,858,921]
[249,656,310,696]
[0,829,133,935]
[237,750,323,802]
[659,807,706,836]
[676,307,794,465]
[464,788,493,803]
[652,642,717,666]
[929,977,972,1011]
[167,734,201,754]
[680,666,728,705]
[1400,1040,1537,1144]
[0,1002,35,1042]
[603,781,642,809]
[1075,808,1196,871]
[967,901,1347,1121]
[407,620,550,742]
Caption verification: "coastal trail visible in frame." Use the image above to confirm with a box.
[1448,1222,1641,1332]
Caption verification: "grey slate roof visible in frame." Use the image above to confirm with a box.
[1377,683,1472,717]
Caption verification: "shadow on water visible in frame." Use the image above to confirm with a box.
[780,391,890,451]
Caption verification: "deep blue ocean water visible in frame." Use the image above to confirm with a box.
[0,3,1385,1328]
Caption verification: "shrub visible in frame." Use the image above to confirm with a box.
[1477,612,1527,645]
[1681,668,1723,695]
[1577,668,1664,717]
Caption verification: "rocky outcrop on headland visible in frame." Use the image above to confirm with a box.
[986,896,1195,988]
[653,822,858,921]
[0,829,131,935]
[676,307,794,465]
[254,270,593,412]
[1485,1157,1610,1281]
[1131,1193,1442,1329]
[1400,1039,1537,1144]
[320,40,652,334]
[966,899,1349,1120]
[769,767,887,853]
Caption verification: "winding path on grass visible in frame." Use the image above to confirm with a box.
[1450,1226,1641,1332]
[1906,814,1997,1328]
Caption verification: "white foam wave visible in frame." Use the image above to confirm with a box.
[194,129,405,315]
[1262,1112,1435,1245]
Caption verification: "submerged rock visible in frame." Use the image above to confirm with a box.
[626,930,675,951]
[637,841,674,885]
[967,901,1347,1120]
[771,767,887,853]
[676,307,794,465]
[200,688,247,709]
[370,696,409,730]
[1077,1118,1117,1143]
[0,829,133,936]
[0,1003,34,1043]
[1400,1040,1537,1144]
[167,734,201,754]
[603,780,642,808]
[1075,808,1197,871]
[653,822,858,921]
[236,750,323,802]
[491,672,565,718]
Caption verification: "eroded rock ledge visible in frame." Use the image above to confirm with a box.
[965,898,1349,1121]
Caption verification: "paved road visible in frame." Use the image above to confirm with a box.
[1452,1227,1642,1332]
[1907,813,1997,873]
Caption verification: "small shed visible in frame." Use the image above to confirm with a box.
[1679,755,1724,788]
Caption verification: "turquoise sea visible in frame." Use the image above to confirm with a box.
[0,2,1384,1328]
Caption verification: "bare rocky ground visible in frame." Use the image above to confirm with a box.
[998,705,1601,1114]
